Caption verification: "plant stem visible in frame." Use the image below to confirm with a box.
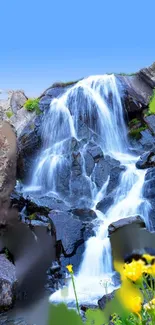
[71,273,80,316]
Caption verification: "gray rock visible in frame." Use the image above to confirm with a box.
[49,210,95,256]
[98,291,116,310]
[86,143,103,162]
[136,149,155,169]
[0,254,17,310]
[83,151,95,176]
[139,129,155,150]
[17,116,42,180]
[39,96,52,111]
[117,74,152,115]
[108,216,145,236]
[144,115,155,134]
[49,210,84,255]
[96,194,114,214]
[10,107,36,138]
[71,208,97,221]
[139,62,155,88]
[92,155,124,194]
[10,91,27,114]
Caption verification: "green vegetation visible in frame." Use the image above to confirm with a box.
[28,213,37,220]
[129,126,147,140]
[6,110,13,118]
[129,118,140,128]
[24,98,41,115]
[148,89,155,114]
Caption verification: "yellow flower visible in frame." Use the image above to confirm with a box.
[143,264,155,275]
[123,260,144,282]
[129,295,142,314]
[116,275,143,316]
[143,254,155,263]
[66,264,73,273]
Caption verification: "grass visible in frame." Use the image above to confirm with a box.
[6,110,13,118]
[24,98,41,115]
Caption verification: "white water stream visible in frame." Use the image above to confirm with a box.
[25,75,150,305]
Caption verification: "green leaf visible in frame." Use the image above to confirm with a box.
[48,303,83,325]
[85,309,105,325]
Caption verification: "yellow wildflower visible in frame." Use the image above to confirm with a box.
[116,274,143,316]
[123,260,145,282]
[143,254,155,263]
[129,295,142,315]
[143,264,155,275]
[66,264,73,273]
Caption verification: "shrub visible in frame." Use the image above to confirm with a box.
[24,98,41,114]
[6,110,13,118]
[149,89,155,114]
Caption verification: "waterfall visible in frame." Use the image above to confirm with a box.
[25,75,150,305]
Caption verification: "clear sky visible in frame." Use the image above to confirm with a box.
[0,0,155,97]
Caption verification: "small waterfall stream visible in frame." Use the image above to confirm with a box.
[24,75,150,304]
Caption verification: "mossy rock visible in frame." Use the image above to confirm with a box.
[129,126,147,140]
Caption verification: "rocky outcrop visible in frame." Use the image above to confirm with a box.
[139,62,155,89]
[0,254,17,311]
[49,209,95,273]
[0,90,27,121]
[17,115,42,180]
[117,62,155,119]
[10,91,27,114]
[0,122,16,211]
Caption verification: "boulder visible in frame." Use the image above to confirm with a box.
[136,148,155,169]
[49,210,95,256]
[96,194,114,214]
[10,91,27,114]
[0,254,17,310]
[144,115,155,134]
[92,155,124,194]
[117,74,152,117]
[139,129,155,151]
[108,216,145,236]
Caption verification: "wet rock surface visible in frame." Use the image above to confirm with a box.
[0,255,17,310]
[136,148,155,169]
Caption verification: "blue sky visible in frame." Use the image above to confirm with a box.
[0,0,155,96]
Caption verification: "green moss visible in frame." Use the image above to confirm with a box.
[148,89,155,114]
[24,98,41,114]
[6,110,13,118]
[129,126,147,140]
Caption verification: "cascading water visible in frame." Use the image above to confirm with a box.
[25,75,151,305]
